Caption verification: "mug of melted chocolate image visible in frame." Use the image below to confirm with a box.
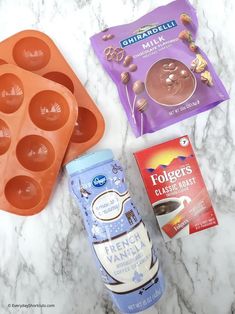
[152,196,191,238]
[146,58,196,106]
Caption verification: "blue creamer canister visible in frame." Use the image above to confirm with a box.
[66,149,164,313]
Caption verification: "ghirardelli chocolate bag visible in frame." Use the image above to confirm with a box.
[134,136,218,241]
[90,0,229,137]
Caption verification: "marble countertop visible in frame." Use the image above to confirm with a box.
[0,0,234,313]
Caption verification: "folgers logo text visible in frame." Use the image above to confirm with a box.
[150,165,192,185]
[92,175,107,188]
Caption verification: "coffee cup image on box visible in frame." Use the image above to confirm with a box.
[152,196,191,239]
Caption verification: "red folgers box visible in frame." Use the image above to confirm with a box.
[134,135,218,241]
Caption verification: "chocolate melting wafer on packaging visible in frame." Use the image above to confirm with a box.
[134,136,218,241]
[90,0,229,137]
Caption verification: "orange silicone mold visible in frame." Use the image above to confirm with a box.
[0,30,105,165]
[0,64,78,215]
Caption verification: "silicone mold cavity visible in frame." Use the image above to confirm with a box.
[0,73,24,113]
[71,108,97,143]
[13,37,51,71]
[29,90,70,131]
[0,119,11,155]
[0,59,7,65]
[5,175,42,209]
[16,135,55,171]
[43,72,74,93]
[0,64,78,215]
[0,30,105,164]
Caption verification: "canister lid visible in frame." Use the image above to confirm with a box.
[65,149,114,175]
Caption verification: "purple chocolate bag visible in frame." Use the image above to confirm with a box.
[90,0,229,137]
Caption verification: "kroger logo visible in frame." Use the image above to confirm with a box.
[92,175,107,188]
